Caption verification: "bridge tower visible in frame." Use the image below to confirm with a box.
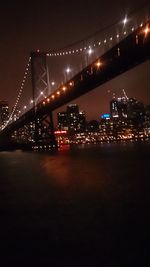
[30,51,50,104]
[30,51,57,149]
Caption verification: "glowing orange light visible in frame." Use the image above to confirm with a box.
[57,91,60,95]
[51,95,55,99]
[43,101,45,105]
[47,98,50,102]
[95,60,101,68]
[144,26,150,36]
[62,86,66,91]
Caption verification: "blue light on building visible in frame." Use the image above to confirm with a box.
[101,113,110,119]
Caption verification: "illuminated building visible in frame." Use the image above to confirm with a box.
[143,105,150,136]
[117,97,128,118]
[67,104,85,134]
[66,104,79,133]
[101,113,110,119]
[99,115,114,137]
[78,111,86,132]
[110,98,119,118]
[0,101,9,126]
[57,104,87,134]
[57,112,68,130]
[127,98,145,120]
[110,97,128,118]
[67,104,79,132]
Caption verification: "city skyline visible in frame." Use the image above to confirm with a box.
[55,93,150,125]
[1,87,150,126]
[0,0,150,120]
[53,81,150,125]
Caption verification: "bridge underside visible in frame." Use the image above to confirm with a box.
[0,22,150,150]
[0,112,57,151]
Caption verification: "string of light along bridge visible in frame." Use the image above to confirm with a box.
[2,7,150,131]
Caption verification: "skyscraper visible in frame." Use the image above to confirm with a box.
[67,104,79,133]
[110,98,119,118]
[57,112,68,130]
[110,97,128,118]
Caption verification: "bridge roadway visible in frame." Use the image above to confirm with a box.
[1,21,150,138]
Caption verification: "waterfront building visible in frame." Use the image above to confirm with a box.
[57,104,87,134]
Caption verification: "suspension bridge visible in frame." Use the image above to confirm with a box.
[0,4,150,151]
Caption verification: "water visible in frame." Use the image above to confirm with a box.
[0,141,150,266]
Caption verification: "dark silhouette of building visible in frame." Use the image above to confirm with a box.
[87,120,99,132]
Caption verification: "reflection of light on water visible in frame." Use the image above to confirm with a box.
[41,151,108,191]
[41,156,72,188]
[58,144,70,151]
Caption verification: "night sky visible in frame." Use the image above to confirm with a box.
[0,0,150,122]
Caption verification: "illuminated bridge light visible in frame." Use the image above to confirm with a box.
[123,16,128,26]
[57,91,60,95]
[66,67,71,73]
[47,98,50,102]
[51,95,55,99]
[117,47,120,56]
[69,81,74,86]
[62,86,66,91]
[43,101,45,105]
[51,81,55,86]
[136,35,139,45]
[95,60,102,68]
[144,25,150,36]
[88,48,93,55]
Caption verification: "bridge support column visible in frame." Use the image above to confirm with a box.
[30,51,50,106]
[33,111,57,151]
[30,51,57,151]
